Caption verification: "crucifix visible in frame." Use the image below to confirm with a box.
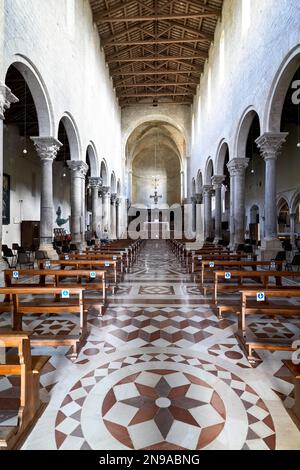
[150,190,162,205]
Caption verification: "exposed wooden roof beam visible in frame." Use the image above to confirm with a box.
[115,81,198,88]
[101,21,153,45]
[95,12,221,23]
[118,92,194,97]
[162,19,215,41]
[111,69,202,76]
[104,37,209,46]
[108,54,207,63]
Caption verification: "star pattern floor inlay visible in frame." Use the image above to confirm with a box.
[0,240,299,450]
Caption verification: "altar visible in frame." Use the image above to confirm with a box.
[142,219,170,238]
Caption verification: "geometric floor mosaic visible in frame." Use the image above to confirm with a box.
[0,240,299,449]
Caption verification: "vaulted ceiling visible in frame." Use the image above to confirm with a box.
[89,0,224,107]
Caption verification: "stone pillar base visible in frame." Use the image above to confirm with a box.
[0,258,8,285]
[39,244,59,260]
[259,238,282,261]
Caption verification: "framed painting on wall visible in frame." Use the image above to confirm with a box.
[2,173,10,225]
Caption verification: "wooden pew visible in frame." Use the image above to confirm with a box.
[4,269,106,316]
[38,259,118,292]
[70,253,124,279]
[0,287,86,359]
[199,259,284,286]
[0,332,49,450]
[283,360,300,422]
[236,289,300,364]
[212,270,300,306]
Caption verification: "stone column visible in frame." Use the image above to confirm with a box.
[116,197,121,239]
[100,186,110,233]
[290,213,296,250]
[89,177,102,236]
[203,185,214,240]
[32,137,62,255]
[110,193,117,239]
[67,161,88,246]
[0,82,18,267]
[256,133,288,241]
[227,159,249,248]
[191,196,197,233]
[212,175,225,243]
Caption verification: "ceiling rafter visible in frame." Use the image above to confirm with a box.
[89,0,223,106]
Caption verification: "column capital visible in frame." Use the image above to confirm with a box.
[31,137,62,161]
[195,192,203,204]
[100,186,110,196]
[203,185,214,196]
[212,175,225,188]
[111,193,117,204]
[0,82,19,120]
[227,158,249,176]
[255,132,288,161]
[67,160,89,178]
[89,177,102,189]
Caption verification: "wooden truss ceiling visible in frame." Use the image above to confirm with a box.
[89,0,223,107]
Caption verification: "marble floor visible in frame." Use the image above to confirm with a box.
[1,240,300,450]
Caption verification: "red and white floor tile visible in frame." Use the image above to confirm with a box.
[0,241,300,449]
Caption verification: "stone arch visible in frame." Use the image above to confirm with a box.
[264,45,300,133]
[291,190,300,213]
[5,54,54,136]
[123,114,189,157]
[100,159,108,186]
[215,140,230,174]
[196,170,203,193]
[204,158,214,185]
[58,113,81,161]
[234,107,261,157]
[111,171,117,193]
[86,142,99,177]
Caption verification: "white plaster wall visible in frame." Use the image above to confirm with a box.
[190,0,300,180]
[0,0,4,78]
[3,0,122,183]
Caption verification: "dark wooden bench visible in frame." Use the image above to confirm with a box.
[235,289,300,364]
[212,270,300,305]
[199,259,284,286]
[0,332,49,450]
[38,259,118,292]
[4,269,106,316]
[0,287,86,359]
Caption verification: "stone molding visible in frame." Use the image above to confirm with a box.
[255,132,288,161]
[227,158,249,176]
[67,160,89,178]
[31,137,62,161]
[0,82,19,120]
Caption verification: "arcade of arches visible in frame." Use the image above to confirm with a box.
[0,0,300,451]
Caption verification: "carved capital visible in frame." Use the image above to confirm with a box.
[100,186,110,197]
[67,160,89,178]
[195,192,203,204]
[203,185,214,197]
[31,137,62,162]
[0,82,19,120]
[227,158,249,176]
[212,175,225,189]
[89,177,102,189]
[111,193,117,204]
[255,132,288,161]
